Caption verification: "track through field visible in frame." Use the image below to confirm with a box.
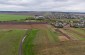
[19,30,29,55]
[65,28,85,38]
[0,30,26,55]
[56,29,71,40]
[22,24,59,55]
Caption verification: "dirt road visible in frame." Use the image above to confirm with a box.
[18,30,29,55]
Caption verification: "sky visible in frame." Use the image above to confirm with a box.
[0,0,85,12]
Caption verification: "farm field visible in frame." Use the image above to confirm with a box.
[0,14,32,21]
[22,28,85,55]
[0,10,85,55]
[0,29,26,55]
[22,28,59,55]
[56,28,85,40]
[0,18,85,55]
[0,24,48,29]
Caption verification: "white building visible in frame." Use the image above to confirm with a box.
[35,16,45,20]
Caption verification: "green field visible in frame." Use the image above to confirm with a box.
[0,13,85,55]
[0,29,26,55]
[0,28,85,55]
[22,28,85,55]
[63,28,85,40]
[0,14,32,21]
[0,14,85,55]
[22,29,59,55]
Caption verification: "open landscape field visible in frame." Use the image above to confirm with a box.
[0,14,85,55]
[22,28,59,55]
[22,27,85,55]
[0,21,85,55]
[0,0,85,54]
[0,14,31,21]
[0,29,26,55]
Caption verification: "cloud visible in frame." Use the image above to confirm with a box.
[0,0,85,12]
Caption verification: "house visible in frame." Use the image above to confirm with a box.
[34,15,45,20]
[71,20,85,28]
[54,21,64,28]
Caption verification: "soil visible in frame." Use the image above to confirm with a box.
[58,36,69,41]
[0,24,48,29]
[67,28,85,38]
[56,29,71,40]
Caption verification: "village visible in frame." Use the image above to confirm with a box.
[34,15,85,28]
[53,19,85,28]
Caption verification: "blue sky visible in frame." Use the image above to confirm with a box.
[0,0,85,12]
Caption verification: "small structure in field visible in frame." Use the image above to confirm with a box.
[34,15,45,20]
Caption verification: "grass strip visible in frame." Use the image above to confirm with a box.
[23,29,39,55]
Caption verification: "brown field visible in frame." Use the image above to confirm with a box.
[56,29,71,41]
[0,24,48,29]
[58,36,69,41]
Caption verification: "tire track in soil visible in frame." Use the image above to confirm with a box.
[58,36,69,41]
[66,28,85,38]
[55,29,71,40]
[18,30,29,55]
[19,24,49,55]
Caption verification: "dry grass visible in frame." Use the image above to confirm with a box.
[0,29,26,55]
[33,41,85,55]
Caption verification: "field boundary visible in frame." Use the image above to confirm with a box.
[67,28,85,38]
[56,29,71,40]
[0,22,48,25]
